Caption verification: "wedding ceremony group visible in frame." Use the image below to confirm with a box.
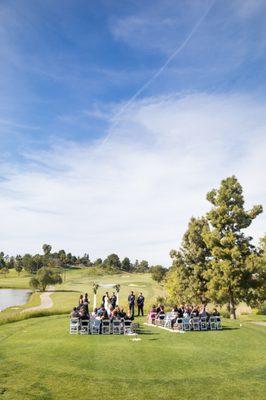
[69,289,144,334]
[69,289,222,335]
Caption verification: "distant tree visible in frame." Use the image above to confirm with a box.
[166,217,211,304]
[150,265,168,283]
[137,260,149,273]
[80,253,91,267]
[94,258,103,267]
[57,250,68,268]
[121,257,132,271]
[103,254,121,270]
[204,176,263,319]
[246,235,266,308]
[133,259,139,271]
[42,244,52,256]
[23,254,44,274]
[15,255,23,275]
[0,252,6,270]
[7,256,15,269]
[30,267,62,291]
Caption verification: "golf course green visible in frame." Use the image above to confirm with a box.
[0,269,265,400]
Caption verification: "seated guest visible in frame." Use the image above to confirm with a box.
[156,303,162,314]
[100,310,109,320]
[170,306,179,328]
[97,306,105,317]
[148,305,157,324]
[183,306,191,319]
[172,305,179,313]
[91,307,98,318]
[70,307,80,318]
[156,305,165,320]
[177,305,184,318]
[124,310,133,321]
[199,305,207,318]
[118,307,127,319]
[212,308,220,317]
[79,306,90,320]
[191,305,199,317]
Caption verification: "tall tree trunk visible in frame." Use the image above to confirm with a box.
[228,287,237,319]
[229,293,236,319]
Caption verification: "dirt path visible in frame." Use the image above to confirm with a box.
[22,286,55,313]
[251,321,266,327]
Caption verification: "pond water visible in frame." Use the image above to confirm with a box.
[0,289,30,311]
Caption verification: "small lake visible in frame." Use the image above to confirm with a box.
[0,289,31,311]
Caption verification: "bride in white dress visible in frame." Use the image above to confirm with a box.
[104,292,110,311]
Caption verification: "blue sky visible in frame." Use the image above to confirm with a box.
[0,0,266,263]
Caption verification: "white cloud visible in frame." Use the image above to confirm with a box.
[0,93,265,264]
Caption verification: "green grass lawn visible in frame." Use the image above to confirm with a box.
[0,315,265,400]
[0,270,32,289]
[0,269,265,399]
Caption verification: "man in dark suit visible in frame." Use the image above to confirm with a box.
[128,291,135,318]
[110,292,117,308]
[137,292,145,316]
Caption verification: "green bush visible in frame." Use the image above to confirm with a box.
[257,302,266,315]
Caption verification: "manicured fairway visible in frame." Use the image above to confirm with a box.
[0,316,265,400]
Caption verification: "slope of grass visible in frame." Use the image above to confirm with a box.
[0,316,265,400]
[0,270,31,289]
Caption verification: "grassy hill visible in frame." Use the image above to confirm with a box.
[0,268,265,399]
[0,315,265,400]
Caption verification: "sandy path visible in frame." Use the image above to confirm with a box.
[251,321,266,327]
[22,286,54,313]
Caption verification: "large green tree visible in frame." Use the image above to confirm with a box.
[42,244,52,256]
[150,265,168,283]
[166,217,211,304]
[204,176,263,319]
[30,267,62,291]
[103,253,121,270]
[121,257,132,271]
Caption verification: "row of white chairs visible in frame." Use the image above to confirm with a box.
[150,313,222,331]
[70,318,135,335]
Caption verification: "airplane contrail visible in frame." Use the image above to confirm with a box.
[101,0,215,145]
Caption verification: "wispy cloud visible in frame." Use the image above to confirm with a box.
[0,93,265,263]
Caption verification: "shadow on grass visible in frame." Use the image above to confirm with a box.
[220,326,240,331]
[137,329,160,335]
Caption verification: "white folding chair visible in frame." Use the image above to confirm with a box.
[156,314,165,327]
[192,317,200,331]
[182,318,191,331]
[174,317,183,331]
[124,320,132,334]
[90,318,101,334]
[215,316,222,330]
[200,316,208,331]
[102,319,111,335]
[69,318,80,334]
[112,319,122,334]
[80,319,90,334]
[209,316,217,330]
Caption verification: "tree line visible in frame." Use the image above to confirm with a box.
[0,244,166,290]
[165,176,266,319]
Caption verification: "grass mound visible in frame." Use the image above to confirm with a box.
[0,315,265,400]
